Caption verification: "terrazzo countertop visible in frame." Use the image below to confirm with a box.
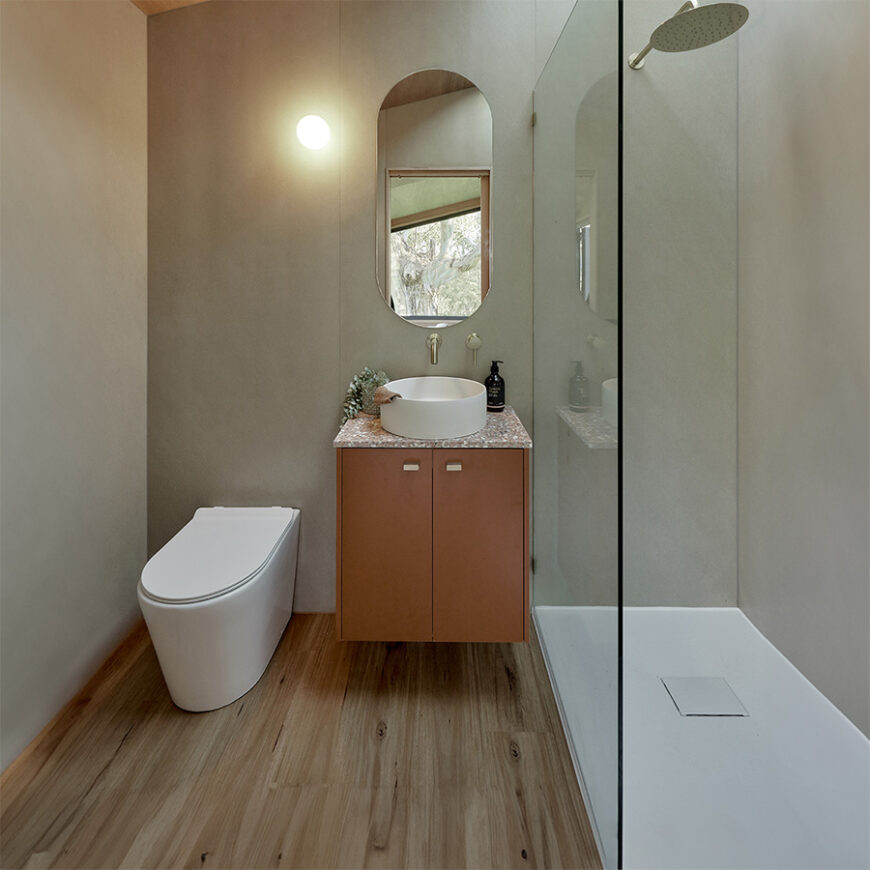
[557,406,618,449]
[334,405,532,449]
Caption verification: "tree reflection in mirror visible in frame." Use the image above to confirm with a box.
[388,171,490,325]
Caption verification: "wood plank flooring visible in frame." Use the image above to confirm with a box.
[1,614,601,869]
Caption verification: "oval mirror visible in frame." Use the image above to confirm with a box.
[376,70,493,328]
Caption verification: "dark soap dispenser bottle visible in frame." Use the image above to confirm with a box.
[485,360,505,412]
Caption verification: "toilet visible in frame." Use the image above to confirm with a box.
[138,506,300,712]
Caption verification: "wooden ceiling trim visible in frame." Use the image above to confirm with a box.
[131,0,211,17]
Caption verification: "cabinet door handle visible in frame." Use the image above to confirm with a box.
[403,462,420,472]
[445,462,462,472]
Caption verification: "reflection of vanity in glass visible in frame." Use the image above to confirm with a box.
[376,70,493,329]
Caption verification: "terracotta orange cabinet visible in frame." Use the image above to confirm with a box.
[336,447,529,642]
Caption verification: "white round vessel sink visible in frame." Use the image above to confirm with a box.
[380,376,487,440]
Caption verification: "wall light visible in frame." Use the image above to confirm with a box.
[296,115,330,150]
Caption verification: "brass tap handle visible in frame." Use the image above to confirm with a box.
[465,332,482,367]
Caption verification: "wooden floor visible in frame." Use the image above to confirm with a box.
[1,614,601,869]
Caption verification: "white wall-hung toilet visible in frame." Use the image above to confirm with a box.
[138,506,300,712]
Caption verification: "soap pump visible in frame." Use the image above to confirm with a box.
[485,360,505,412]
[569,361,590,412]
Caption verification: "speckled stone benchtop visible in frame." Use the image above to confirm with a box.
[556,406,618,449]
[333,405,532,449]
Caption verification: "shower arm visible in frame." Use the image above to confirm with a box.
[628,0,698,69]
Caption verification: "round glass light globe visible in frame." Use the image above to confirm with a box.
[296,115,330,150]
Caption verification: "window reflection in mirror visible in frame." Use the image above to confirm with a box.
[377,70,492,327]
[388,171,489,326]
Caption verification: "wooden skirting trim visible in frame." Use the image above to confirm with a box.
[0,619,149,803]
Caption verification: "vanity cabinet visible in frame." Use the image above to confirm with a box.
[336,447,529,643]
[338,448,433,642]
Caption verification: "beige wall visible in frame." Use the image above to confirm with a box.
[148,0,341,613]
[737,0,869,735]
[381,88,493,168]
[535,0,576,82]
[623,0,738,606]
[0,0,147,769]
[148,1,537,612]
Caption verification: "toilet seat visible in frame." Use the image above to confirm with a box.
[141,507,299,605]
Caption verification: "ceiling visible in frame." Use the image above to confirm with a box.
[131,0,210,16]
[127,6,478,108]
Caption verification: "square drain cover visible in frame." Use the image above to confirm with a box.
[661,676,748,717]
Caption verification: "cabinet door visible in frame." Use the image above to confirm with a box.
[339,448,432,641]
[433,449,526,642]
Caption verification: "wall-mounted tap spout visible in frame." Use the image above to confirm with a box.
[427,332,442,365]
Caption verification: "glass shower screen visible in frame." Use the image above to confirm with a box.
[532,1,622,867]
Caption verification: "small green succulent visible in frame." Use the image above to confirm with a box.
[341,366,389,424]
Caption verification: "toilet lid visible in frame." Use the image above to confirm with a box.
[141,507,299,604]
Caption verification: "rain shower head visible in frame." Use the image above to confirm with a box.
[628,0,749,70]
